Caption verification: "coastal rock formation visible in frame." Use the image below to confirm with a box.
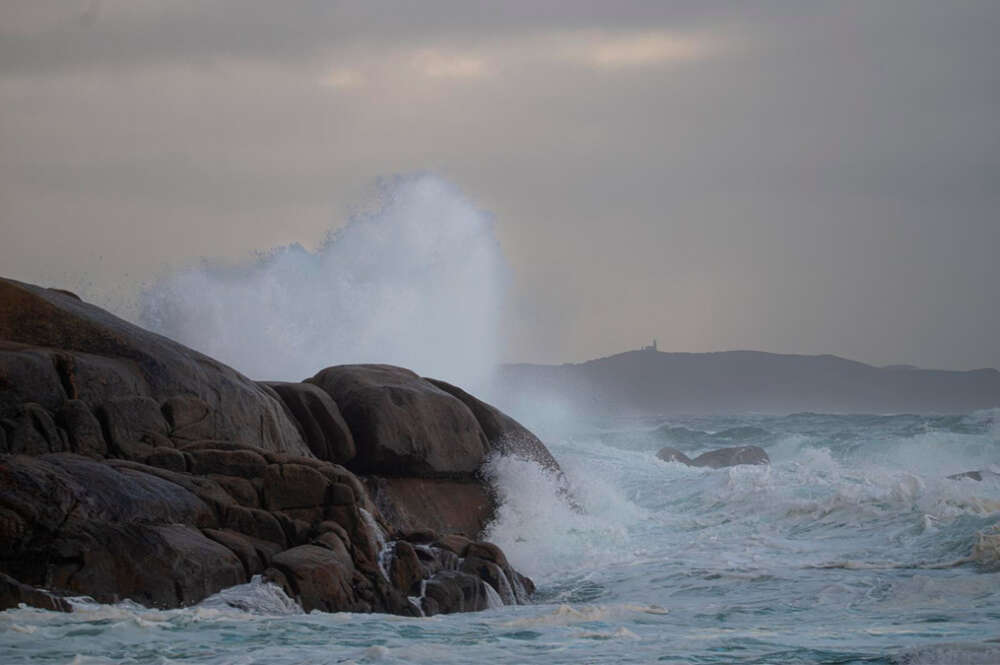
[0,277,556,616]
[657,445,770,468]
[306,364,488,477]
[0,279,308,455]
[425,378,561,472]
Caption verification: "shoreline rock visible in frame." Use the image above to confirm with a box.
[0,277,560,616]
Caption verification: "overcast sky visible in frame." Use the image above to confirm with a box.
[2,1,998,371]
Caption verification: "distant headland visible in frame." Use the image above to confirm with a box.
[499,347,1000,416]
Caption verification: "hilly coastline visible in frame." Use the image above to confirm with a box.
[499,348,1000,416]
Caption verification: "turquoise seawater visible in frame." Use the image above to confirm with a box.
[3,410,999,664]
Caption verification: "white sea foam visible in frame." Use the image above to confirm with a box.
[481,450,646,582]
[138,175,506,388]
[197,575,302,615]
[500,603,668,628]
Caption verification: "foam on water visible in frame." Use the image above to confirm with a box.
[137,175,506,388]
[3,411,1000,664]
[481,449,647,583]
[196,575,302,615]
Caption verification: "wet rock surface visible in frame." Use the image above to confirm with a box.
[0,277,550,616]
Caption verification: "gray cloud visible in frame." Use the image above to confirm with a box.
[1,1,997,371]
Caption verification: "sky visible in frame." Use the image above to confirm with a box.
[1,1,998,372]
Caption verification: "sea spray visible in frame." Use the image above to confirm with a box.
[481,449,647,584]
[138,175,506,388]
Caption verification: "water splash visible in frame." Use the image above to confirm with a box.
[138,175,506,388]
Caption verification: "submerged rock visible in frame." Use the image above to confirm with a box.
[655,447,693,464]
[690,445,770,468]
[948,470,1000,482]
[657,444,770,468]
[0,277,549,616]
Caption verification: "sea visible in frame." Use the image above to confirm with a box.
[3,409,999,665]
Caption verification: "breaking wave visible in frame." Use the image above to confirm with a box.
[138,175,506,388]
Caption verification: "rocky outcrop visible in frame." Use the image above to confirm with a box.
[0,573,71,613]
[306,365,488,477]
[262,382,356,464]
[657,445,770,468]
[425,378,560,471]
[0,278,553,617]
[0,278,309,456]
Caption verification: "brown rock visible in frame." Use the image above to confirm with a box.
[107,459,234,518]
[3,403,68,455]
[96,396,171,459]
[262,463,331,511]
[366,476,493,536]
[203,529,267,577]
[316,464,375,513]
[465,541,530,603]
[0,277,309,456]
[433,534,472,557]
[263,381,356,464]
[270,544,367,613]
[162,395,219,441]
[221,505,287,548]
[55,523,245,608]
[55,399,107,458]
[307,365,488,476]
[142,448,188,473]
[388,541,423,595]
[1,454,215,532]
[311,532,353,568]
[425,378,561,471]
[0,573,71,612]
[461,556,515,605]
[209,474,260,507]
[187,448,268,478]
[421,570,491,615]
[0,346,67,417]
